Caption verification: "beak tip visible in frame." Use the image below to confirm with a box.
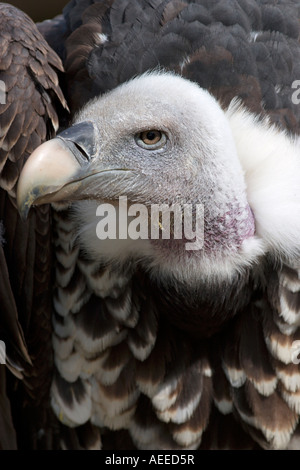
[16,136,84,212]
[17,182,39,220]
[16,194,32,221]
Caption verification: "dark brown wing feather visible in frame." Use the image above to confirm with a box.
[0,4,68,449]
[62,0,300,135]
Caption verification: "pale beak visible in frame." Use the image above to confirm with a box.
[17,121,132,219]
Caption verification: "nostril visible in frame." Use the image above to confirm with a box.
[56,138,92,165]
[57,121,98,162]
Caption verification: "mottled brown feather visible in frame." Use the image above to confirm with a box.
[0,3,68,449]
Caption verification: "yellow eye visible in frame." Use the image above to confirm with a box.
[135,129,167,150]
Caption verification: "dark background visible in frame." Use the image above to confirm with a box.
[5,1,69,22]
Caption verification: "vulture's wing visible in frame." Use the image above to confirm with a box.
[62,0,300,132]
[36,14,69,61]
[0,4,68,449]
[3,0,300,451]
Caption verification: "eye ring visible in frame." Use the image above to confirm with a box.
[135,130,167,150]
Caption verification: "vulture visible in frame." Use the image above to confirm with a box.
[1,0,300,451]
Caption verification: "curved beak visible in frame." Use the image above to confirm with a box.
[17,121,131,219]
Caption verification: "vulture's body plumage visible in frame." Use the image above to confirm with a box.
[1,0,300,451]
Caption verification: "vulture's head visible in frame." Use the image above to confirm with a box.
[17,72,300,282]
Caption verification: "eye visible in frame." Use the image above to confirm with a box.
[135,130,167,150]
[140,130,162,145]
